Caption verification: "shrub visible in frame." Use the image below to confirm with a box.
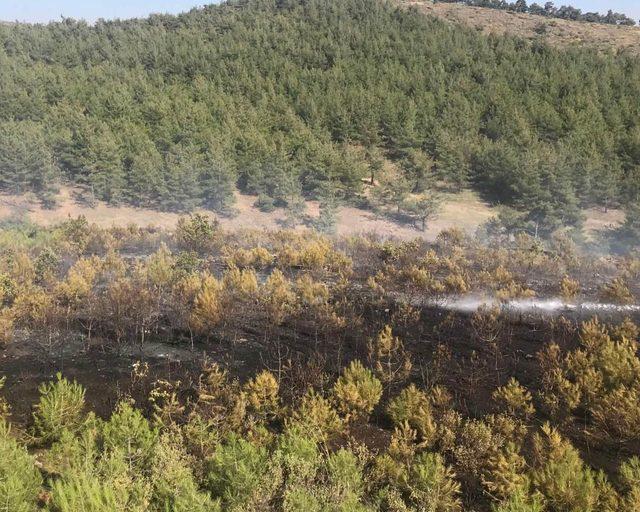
[50,446,152,512]
[600,277,634,304]
[49,472,127,512]
[33,373,86,442]
[452,419,501,490]
[492,491,544,512]
[612,318,640,343]
[102,402,157,473]
[190,274,223,335]
[244,371,280,421]
[325,449,365,504]
[492,378,535,421]
[0,421,42,512]
[205,434,276,510]
[531,424,599,512]
[408,452,461,512]
[387,384,436,444]
[288,389,342,443]
[591,385,640,443]
[0,309,14,346]
[537,368,581,424]
[277,427,321,487]
[332,361,383,423]
[368,325,412,385]
[483,443,529,502]
[150,434,218,512]
[0,377,10,419]
[559,276,580,301]
[620,457,640,510]
[175,214,219,253]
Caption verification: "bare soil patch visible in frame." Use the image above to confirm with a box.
[0,186,497,241]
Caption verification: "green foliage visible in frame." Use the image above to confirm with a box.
[49,471,130,512]
[101,402,158,472]
[408,452,462,512]
[205,434,273,510]
[531,424,600,511]
[33,373,86,443]
[289,389,342,443]
[150,434,218,512]
[0,121,58,205]
[175,214,219,253]
[0,377,10,419]
[1,0,639,227]
[492,491,544,512]
[0,421,42,512]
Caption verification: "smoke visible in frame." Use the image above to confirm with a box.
[432,295,640,316]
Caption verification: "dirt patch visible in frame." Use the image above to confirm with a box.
[0,186,497,241]
[584,207,625,235]
[401,1,640,55]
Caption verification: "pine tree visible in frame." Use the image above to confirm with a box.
[86,125,125,203]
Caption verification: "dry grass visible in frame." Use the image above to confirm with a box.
[0,186,497,241]
[0,186,623,241]
[401,1,640,55]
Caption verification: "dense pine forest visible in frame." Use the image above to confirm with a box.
[1,0,640,234]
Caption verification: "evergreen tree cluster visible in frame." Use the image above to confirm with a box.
[1,0,640,232]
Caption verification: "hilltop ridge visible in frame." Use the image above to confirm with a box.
[402,0,640,55]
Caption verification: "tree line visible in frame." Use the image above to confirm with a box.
[1,0,640,233]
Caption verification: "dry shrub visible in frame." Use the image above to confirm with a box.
[387,384,436,445]
[482,443,529,502]
[288,389,342,443]
[244,371,280,421]
[599,277,634,304]
[559,276,580,301]
[332,361,383,423]
[368,325,412,385]
[190,274,223,335]
[492,378,535,421]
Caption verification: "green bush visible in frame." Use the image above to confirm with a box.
[101,402,157,473]
[0,421,42,512]
[492,491,544,512]
[49,472,125,512]
[288,389,342,443]
[150,434,219,512]
[531,424,599,512]
[33,373,86,443]
[408,452,461,512]
[205,434,275,510]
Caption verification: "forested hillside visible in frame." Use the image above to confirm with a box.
[1,0,640,234]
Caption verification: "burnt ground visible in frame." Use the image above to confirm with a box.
[0,332,268,425]
[1,303,638,475]
[2,304,634,421]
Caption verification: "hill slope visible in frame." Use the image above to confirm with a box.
[0,0,639,235]
[402,1,640,55]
